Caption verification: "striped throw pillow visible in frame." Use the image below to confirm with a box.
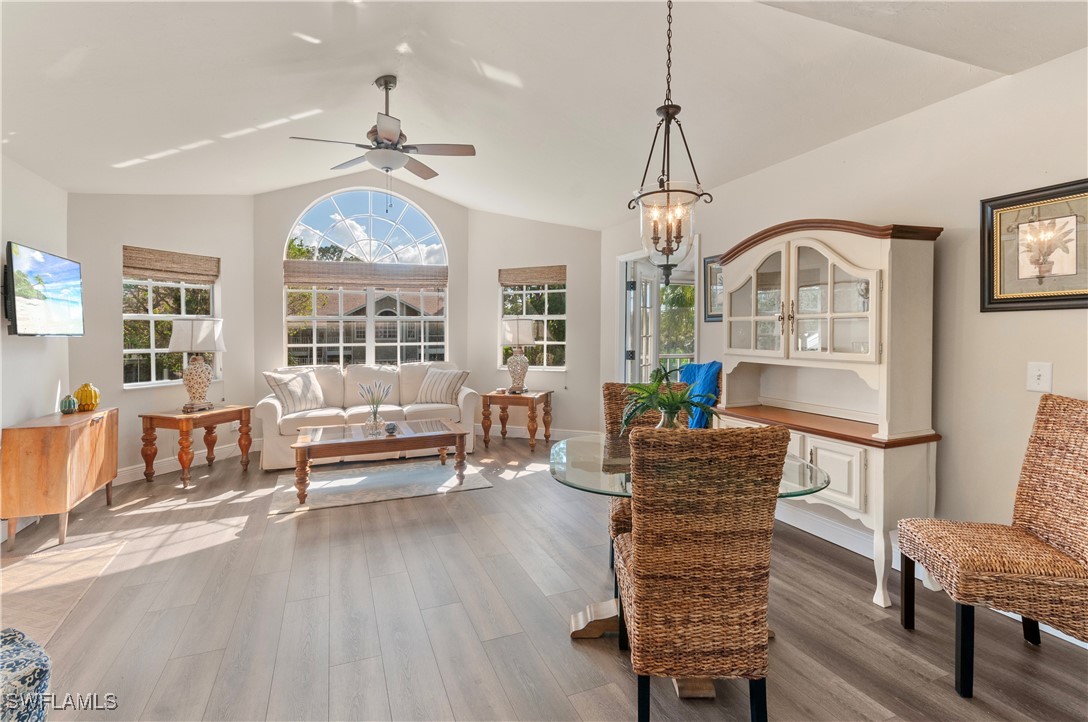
[416,368,469,405]
[263,369,327,414]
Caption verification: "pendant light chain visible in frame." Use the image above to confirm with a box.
[664,0,673,104]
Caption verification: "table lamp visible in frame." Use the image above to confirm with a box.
[502,318,536,394]
[167,318,226,413]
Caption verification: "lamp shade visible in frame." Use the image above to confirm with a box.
[167,318,227,353]
[501,318,536,347]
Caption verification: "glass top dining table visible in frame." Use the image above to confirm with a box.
[549,434,831,499]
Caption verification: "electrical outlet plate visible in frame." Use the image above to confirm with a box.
[1026,362,1053,393]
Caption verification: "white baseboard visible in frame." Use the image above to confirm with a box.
[115,438,264,485]
[776,501,1085,647]
[472,424,597,442]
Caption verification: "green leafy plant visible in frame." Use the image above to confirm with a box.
[621,364,719,431]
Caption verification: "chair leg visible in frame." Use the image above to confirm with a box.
[637,675,650,722]
[749,678,768,722]
[1022,616,1041,646]
[618,594,629,651]
[901,553,915,630]
[955,603,974,698]
[609,537,615,569]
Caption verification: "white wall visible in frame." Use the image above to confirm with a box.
[67,194,255,471]
[600,49,1088,524]
[1,159,70,426]
[466,209,601,433]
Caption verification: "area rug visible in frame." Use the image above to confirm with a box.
[270,460,491,515]
[0,542,126,644]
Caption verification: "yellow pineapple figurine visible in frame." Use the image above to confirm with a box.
[74,382,100,412]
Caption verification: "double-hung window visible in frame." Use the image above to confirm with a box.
[121,246,221,386]
[498,265,567,369]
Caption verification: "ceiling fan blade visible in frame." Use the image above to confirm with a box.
[290,136,367,148]
[404,157,438,180]
[402,143,476,157]
[376,113,402,143]
[331,154,370,171]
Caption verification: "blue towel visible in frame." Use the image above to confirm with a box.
[679,360,722,428]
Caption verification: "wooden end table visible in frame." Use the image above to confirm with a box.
[139,404,252,487]
[481,390,552,451]
[291,420,468,505]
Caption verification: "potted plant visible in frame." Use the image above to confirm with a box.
[622,364,719,430]
[358,380,391,437]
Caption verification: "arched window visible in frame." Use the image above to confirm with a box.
[284,189,448,366]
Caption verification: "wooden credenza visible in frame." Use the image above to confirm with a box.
[1,407,118,550]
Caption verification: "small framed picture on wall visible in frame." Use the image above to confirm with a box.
[703,255,723,322]
[981,178,1088,311]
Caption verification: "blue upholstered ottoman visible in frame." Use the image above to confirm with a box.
[1,628,50,722]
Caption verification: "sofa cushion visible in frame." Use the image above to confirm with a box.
[278,407,347,435]
[269,365,344,409]
[344,364,401,406]
[403,403,461,423]
[345,404,406,425]
[417,368,470,405]
[263,369,326,415]
[398,361,455,405]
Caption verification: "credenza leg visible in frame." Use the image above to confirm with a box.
[105,481,113,507]
[58,512,68,546]
[6,518,17,552]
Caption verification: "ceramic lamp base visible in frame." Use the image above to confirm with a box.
[182,356,214,412]
[507,348,529,393]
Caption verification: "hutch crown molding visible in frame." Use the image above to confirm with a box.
[716,219,942,606]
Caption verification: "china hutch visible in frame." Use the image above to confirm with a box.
[715,219,942,606]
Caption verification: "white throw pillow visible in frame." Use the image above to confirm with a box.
[263,368,327,414]
[415,368,469,405]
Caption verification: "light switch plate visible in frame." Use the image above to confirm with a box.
[1026,362,1053,393]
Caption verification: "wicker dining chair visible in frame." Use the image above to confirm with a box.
[601,382,689,568]
[615,425,791,722]
[898,393,1088,698]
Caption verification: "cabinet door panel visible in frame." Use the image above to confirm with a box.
[68,421,99,506]
[787,431,805,458]
[808,437,865,512]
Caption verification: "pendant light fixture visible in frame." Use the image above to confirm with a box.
[629,0,713,285]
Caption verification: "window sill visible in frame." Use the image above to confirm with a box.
[123,378,223,390]
[497,366,567,373]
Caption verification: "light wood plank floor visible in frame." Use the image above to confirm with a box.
[5,438,1085,721]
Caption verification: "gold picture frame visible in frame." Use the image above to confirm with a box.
[981,179,1088,311]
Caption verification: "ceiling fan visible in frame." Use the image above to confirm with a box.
[290,75,475,180]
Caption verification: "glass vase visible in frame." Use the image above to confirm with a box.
[656,411,681,429]
[364,413,385,437]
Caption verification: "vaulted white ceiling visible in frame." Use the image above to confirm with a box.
[3,2,1085,230]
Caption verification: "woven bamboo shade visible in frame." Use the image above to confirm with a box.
[283,260,449,290]
[498,265,567,287]
[122,245,221,284]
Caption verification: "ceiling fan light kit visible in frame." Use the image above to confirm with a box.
[630,0,713,285]
[290,74,475,181]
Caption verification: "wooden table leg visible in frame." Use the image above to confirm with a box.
[499,404,509,440]
[481,397,492,449]
[570,598,619,638]
[295,448,310,505]
[6,518,17,552]
[58,512,68,546]
[178,421,194,488]
[454,436,466,483]
[238,408,252,471]
[439,447,448,465]
[543,394,552,444]
[141,417,158,482]
[527,401,538,451]
[203,425,218,467]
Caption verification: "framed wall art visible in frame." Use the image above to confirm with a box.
[703,255,723,322]
[981,178,1088,311]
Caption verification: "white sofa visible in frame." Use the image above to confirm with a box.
[256,362,479,470]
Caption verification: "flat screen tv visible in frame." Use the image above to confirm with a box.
[4,241,85,336]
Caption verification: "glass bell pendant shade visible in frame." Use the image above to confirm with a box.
[636,181,699,277]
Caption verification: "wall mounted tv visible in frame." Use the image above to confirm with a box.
[3,241,85,336]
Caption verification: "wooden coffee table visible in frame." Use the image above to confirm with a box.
[290,420,469,505]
